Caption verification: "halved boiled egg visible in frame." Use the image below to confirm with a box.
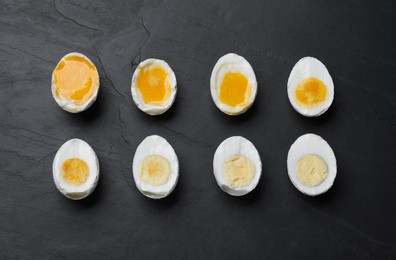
[213,136,262,196]
[53,139,99,200]
[287,57,334,117]
[51,53,100,113]
[210,53,257,115]
[131,59,177,115]
[132,135,179,199]
[287,133,337,196]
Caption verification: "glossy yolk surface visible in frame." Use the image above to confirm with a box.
[137,65,171,105]
[295,77,327,108]
[53,56,98,106]
[140,155,170,186]
[223,155,255,187]
[62,158,89,186]
[219,72,251,108]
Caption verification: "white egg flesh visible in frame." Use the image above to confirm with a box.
[287,57,334,117]
[210,53,257,115]
[287,133,337,196]
[131,59,177,115]
[213,136,262,196]
[53,139,99,200]
[51,52,100,113]
[133,135,179,199]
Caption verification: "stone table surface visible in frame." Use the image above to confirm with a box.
[1,0,396,259]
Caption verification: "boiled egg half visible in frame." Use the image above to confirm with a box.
[210,53,257,115]
[53,139,99,200]
[131,59,177,115]
[287,133,337,196]
[51,53,100,113]
[287,57,334,117]
[213,136,262,196]
[133,135,179,199]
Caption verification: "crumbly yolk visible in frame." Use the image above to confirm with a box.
[219,72,251,108]
[136,65,171,105]
[53,55,99,106]
[295,154,328,186]
[294,77,327,108]
[140,155,170,186]
[223,155,255,187]
[62,158,89,186]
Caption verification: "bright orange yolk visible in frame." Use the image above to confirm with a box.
[53,56,98,106]
[295,77,327,108]
[136,65,171,105]
[62,158,89,186]
[219,72,251,107]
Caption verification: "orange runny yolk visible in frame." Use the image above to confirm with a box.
[295,77,327,108]
[53,56,99,106]
[219,72,251,107]
[137,65,171,105]
[62,158,89,186]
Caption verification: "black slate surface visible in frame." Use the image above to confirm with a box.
[1,0,396,259]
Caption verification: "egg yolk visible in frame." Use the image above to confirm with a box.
[294,77,327,108]
[295,154,328,186]
[219,72,251,108]
[223,155,255,187]
[53,55,99,106]
[140,155,171,186]
[62,158,90,186]
[136,65,171,105]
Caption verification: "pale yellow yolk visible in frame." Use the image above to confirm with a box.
[295,154,328,187]
[219,72,251,108]
[53,56,99,106]
[136,66,171,105]
[294,77,327,108]
[223,155,255,187]
[140,155,171,186]
[62,158,89,186]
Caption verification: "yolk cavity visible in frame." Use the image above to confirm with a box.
[219,72,251,108]
[295,77,327,108]
[140,155,171,186]
[137,65,171,105]
[53,55,99,106]
[62,158,89,186]
[223,155,255,187]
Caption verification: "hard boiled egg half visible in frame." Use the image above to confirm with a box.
[133,135,179,199]
[287,133,337,196]
[51,53,100,113]
[131,59,177,115]
[53,139,99,200]
[213,136,262,196]
[287,57,334,117]
[210,53,257,115]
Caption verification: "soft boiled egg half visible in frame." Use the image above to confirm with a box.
[213,136,262,196]
[53,139,99,200]
[133,135,179,199]
[131,59,177,115]
[51,53,100,113]
[210,53,257,115]
[287,57,334,117]
[287,133,337,196]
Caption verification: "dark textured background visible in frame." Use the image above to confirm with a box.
[1,0,396,259]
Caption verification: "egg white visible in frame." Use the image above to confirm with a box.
[51,52,100,113]
[132,135,179,199]
[287,133,337,196]
[213,136,262,196]
[210,53,258,115]
[53,139,100,200]
[131,59,177,116]
[287,57,334,117]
